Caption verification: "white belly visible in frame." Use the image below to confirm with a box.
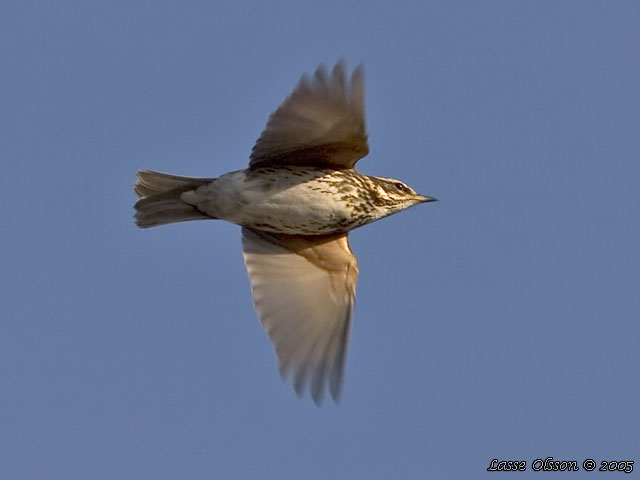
[181,168,355,234]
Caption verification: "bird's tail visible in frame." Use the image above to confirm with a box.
[134,170,214,228]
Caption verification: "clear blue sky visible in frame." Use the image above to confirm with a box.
[2,1,639,478]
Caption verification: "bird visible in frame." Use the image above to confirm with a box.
[133,61,437,404]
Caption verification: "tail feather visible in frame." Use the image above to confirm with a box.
[133,170,215,228]
[134,169,213,199]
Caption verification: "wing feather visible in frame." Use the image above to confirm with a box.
[241,228,358,404]
[249,61,369,169]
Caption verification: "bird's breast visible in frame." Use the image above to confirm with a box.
[184,167,378,235]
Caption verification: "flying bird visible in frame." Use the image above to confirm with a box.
[133,62,437,404]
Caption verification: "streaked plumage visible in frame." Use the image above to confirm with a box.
[133,61,436,404]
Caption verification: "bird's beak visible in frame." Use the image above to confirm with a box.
[417,195,438,203]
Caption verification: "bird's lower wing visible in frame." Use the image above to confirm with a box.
[241,228,358,404]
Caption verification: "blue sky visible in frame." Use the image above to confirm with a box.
[2,1,639,478]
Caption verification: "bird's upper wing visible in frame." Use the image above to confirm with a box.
[249,61,369,169]
[241,227,358,404]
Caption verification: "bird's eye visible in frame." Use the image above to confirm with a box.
[395,182,406,192]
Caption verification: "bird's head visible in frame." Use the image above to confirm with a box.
[368,176,437,215]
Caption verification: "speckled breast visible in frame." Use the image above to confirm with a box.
[234,167,379,235]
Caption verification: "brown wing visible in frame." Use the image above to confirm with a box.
[241,228,359,404]
[249,61,369,169]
